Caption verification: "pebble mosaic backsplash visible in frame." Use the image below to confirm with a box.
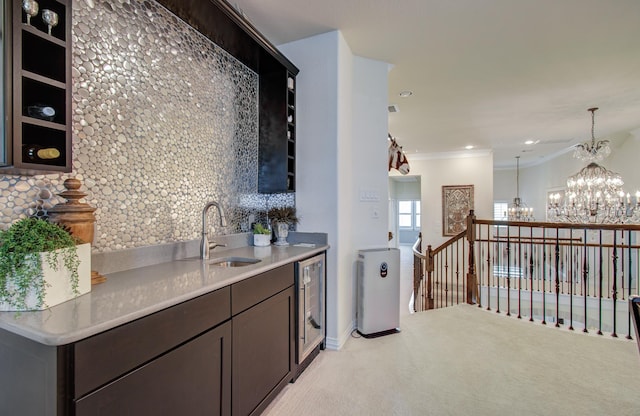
[0,0,294,252]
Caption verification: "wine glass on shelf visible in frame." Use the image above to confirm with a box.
[41,9,58,36]
[22,0,39,26]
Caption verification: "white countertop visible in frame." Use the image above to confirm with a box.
[0,244,327,346]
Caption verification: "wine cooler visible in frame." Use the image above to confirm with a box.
[295,253,325,368]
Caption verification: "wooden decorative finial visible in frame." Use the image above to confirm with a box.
[48,178,106,284]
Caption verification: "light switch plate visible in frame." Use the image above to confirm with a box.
[360,188,380,202]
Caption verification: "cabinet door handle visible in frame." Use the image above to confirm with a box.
[301,284,307,342]
[308,316,321,329]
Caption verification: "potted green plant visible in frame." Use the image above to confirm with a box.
[252,223,271,247]
[0,218,91,311]
[268,207,299,246]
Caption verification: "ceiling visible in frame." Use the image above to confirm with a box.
[229,0,640,168]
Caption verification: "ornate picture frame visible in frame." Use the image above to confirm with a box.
[442,185,474,236]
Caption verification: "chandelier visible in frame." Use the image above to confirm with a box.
[507,156,534,221]
[547,107,640,224]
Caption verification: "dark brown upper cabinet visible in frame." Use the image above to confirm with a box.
[1,0,72,175]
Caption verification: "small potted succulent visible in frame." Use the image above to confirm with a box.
[252,223,272,247]
[0,217,91,311]
[267,206,299,246]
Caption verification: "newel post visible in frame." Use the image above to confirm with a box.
[466,210,478,304]
[426,245,435,310]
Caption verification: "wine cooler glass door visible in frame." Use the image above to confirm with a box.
[298,254,325,363]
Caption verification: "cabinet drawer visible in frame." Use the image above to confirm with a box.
[74,286,231,398]
[231,264,294,315]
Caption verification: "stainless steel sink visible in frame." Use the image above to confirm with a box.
[208,257,261,267]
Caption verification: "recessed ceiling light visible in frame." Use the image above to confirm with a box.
[399,91,413,98]
[465,145,474,150]
[525,140,540,145]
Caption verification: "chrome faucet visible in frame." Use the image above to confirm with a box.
[200,201,228,259]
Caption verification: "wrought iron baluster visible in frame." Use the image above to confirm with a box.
[506,226,511,316]
[555,227,561,327]
[444,247,449,307]
[529,226,534,322]
[462,237,467,305]
[542,231,547,325]
[438,254,443,309]
[611,230,618,338]
[486,224,492,311]
[582,229,589,333]
[517,225,522,319]
[598,230,603,335]
[426,245,433,310]
[496,234,501,314]
[627,229,633,340]
[477,233,484,309]
[569,229,574,331]
[620,232,625,302]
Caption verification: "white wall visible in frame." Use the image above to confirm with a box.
[334,33,356,350]
[393,152,494,248]
[349,55,390,325]
[279,31,389,349]
[279,31,343,350]
[390,178,421,200]
[351,55,390,249]
[493,169,514,203]
[607,130,640,195]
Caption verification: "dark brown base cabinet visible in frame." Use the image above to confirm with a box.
[0,262,299,416]
[233,287,295,416]
[231,263,295,416]
[76,322,232,416]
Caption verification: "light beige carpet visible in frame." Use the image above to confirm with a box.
[263,304,639,416]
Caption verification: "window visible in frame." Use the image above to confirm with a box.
[398,200,421,230]
[494,201,508,221]
[398,201,412,227]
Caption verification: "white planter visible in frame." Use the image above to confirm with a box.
[0,243,92,311]
[253,234,271,247]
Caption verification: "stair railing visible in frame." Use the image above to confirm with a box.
[413,210,640,338]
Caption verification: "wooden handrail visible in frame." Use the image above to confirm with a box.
[429,230,466,257]
[412,234,426,260]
